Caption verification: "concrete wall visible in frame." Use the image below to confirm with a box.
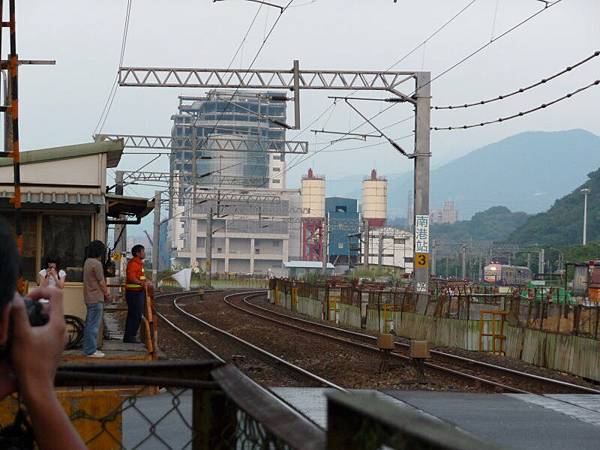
[297,296,323,320]
[391,311,600,382]
[338,303,361,329]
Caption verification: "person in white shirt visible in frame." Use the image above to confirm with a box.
[37,257,66,290]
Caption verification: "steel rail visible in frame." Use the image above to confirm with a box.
[160,290,346,392]
[153,290,337,433]
[220,292,527,393]
[240,292,600,395]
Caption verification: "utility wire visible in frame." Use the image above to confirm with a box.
[182,0,294,182]
[421,0,565,94]
[433,79,600,131]
[283,0,565,174]
[289,0,479,144]
[93,0,133,135]
[434,49,599,110]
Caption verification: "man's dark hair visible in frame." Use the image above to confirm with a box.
[44,255,60,270]
[0,218,18,313]
[131,244,144,257]
[87,240,106,259]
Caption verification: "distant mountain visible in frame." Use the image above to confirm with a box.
[327,129,600,219]
[432,206,529,243]
[508,168,600,246]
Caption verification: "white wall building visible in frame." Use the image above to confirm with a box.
[171,188,301,276]
[361,227,414,273]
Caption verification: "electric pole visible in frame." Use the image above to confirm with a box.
[378,230,383,267]
[538,249,545,275]
[321,214,328,276]
[152,190,161,286]
[413,72,431,299]
[430,240,436,276]
[114,170,128,257]
[206,208,213,287]
[363,219,369,268]
[461,245,467,279]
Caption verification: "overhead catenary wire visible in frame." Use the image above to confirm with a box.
[287,0,479,152]
[432,79,600,131]
[281,0,565,176]
[434,49,600,110]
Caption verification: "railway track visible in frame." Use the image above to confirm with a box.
[153,290,345,392]
[228,291,600,395]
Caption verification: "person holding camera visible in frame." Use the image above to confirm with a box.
[37,256,66,289]
[0,219,85,449]
[82,240,110,358]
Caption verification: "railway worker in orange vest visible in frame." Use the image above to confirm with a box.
[124,244,148,343]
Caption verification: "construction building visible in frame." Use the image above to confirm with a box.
[168,90,300,274]
[326,197,360,266]
[170,91,286,190]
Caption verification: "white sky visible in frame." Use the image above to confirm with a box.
[12,0,600,205]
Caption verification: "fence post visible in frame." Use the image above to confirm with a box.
[573,305,581,335]
[192,388,236,450]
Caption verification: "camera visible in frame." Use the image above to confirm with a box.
[0,298,49,359]
[24,298,50,327]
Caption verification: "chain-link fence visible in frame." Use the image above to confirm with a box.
[0,361,324,450]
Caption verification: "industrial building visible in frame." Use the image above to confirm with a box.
[430,200,459,224]
[171,187,301,276]
[325,197,360,266]
[362,227,414,273]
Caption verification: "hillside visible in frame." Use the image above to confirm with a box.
[508,168,600,246]
[432,206,529,243]
[327,129,600,219]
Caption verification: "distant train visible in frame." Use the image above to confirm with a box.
[483,263,532,286]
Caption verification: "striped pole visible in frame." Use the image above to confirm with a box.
[8,0,23,291]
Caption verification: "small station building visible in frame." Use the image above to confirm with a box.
[0,140,154,319]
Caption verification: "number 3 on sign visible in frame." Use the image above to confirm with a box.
[415,253,429,268]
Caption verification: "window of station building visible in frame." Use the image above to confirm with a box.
[185,128,192,136]
[338,243,344,249]
[272,167,281,172]
[42,215,92,283]
[272,179,280,184]
[0,212,37,281]
[404,257,414,263]
[0,212,92,283]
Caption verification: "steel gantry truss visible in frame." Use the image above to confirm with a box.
[119,60,431,296]
[173,189,281,204]
[95,133,308,154]
[118,170,270,188]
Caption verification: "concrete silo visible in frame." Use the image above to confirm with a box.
[300,168,325,261]
[362,169,387,228]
